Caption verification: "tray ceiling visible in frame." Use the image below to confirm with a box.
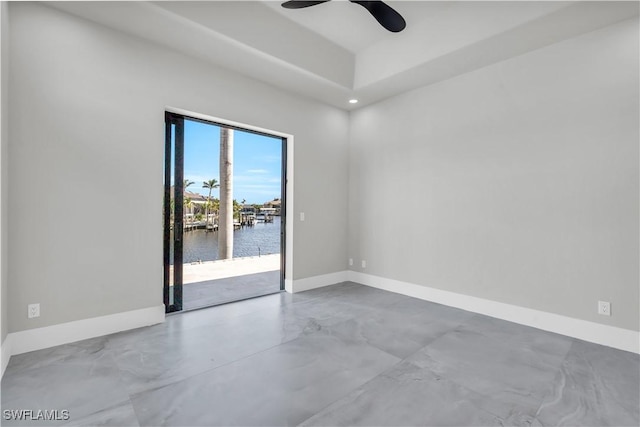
[48,1,639,110]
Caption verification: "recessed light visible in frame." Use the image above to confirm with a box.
[349,99,359,104]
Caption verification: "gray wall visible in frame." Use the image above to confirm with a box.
[349,18,639,331]
[8,2,349,333]
[1,0,8,343]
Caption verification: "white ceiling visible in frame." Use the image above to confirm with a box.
[48,1,639,110]
[262,1,457,54]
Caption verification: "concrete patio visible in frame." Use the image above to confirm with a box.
[180,254,281,310]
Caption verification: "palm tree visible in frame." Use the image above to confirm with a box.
[219,127,234,259]
[183,197,193,225]
[232,199,241,222]
[181,180,195,228]
[211,198,220,222]
[202,179,219,231]
[239,198,246,224]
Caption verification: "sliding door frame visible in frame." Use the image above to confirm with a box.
[279,136,287,289]
[164,112,184,313]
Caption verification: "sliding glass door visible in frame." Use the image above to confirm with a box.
[164,111,286,314]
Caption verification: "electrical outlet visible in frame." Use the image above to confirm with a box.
[349,258,353,266]
[598,301,611,316]
[361,260,366,269]
[28,303,40,319]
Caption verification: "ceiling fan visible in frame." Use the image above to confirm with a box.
[281,1,407,33]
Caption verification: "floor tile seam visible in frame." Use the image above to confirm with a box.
[59,397,137,427]
[392,323,467,363]
[104,328,176,352]
[289,298,383,327]
[346,291,414,308]
[461,313,581,354]
[294,357,406,427]
[411,315,576,381]
[2,339,115,379]
[336,331,407,362]
[291,305,410,362]
[396,325,561,423]
[1,359,68,380]
[401,315,478,356]
[125,337,290,401]
[291,286,364,304]
[93,349,149,421]
[323,299,406,317]
[130,396,143,427]
[288,294,328,306]
[329,298,385,320]
[223,296,378,335]
[506,333,575,386]
[297,352,534,426]
[294,284,377,301]
[108,302,295,348]
[311,306,420,356]
[404,355,546,424]
[172,297,297,329]
[1,346,123,400]
[291,284,361,303]
[382,296,448,311]
[424,312,545,349]
[164,308,298,339]
[290,294,337,306]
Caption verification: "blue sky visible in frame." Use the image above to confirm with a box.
[182,119,282,205]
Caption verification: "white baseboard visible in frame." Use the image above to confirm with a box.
[349,271,639,354]
[8,305,165,356]
[284,278,293,293]
[1,333,11,378]
[290,271,349,293]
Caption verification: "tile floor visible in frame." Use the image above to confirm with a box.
[1,282,638,426]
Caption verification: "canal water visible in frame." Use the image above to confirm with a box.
[171,221,281,264]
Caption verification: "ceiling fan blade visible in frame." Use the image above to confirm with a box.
[282,1,331,9]
[349,1,406,32]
